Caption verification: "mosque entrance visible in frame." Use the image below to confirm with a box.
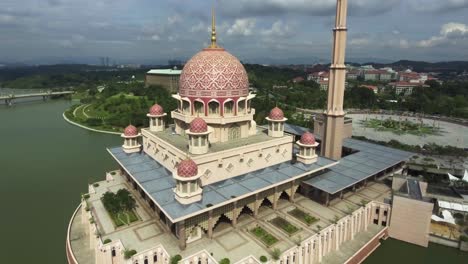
[228,124,241,140]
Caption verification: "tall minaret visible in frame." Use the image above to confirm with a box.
[321,0,348,160]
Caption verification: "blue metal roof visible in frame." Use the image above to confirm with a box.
[108,147,336,222]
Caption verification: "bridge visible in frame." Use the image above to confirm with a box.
[0,90,74,106]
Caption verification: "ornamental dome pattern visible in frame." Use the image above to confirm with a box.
[179,48,249,99]
[190,117,208,133]
[177,159,198,178]
[269,107,285,120]
[124,125,138,136]
[149,104,164,116]
[300,132,316,145]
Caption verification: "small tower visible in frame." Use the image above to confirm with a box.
[122,125,141,153]
[296,132,319,164]
[266,107,287,137]
[187,117,211,154]
[174,159,202,204]
[147,104,166,132]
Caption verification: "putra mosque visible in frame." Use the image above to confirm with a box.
[67,1,419,264]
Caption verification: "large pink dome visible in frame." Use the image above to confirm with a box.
[269,107,285,120]
[177,159,198,178]
[179,48,249,99]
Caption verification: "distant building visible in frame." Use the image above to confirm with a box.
[346,69,361,80]
[145,68,182,93]
[360,85,378,94]
[389,81,427,96]
[292,76,305,83]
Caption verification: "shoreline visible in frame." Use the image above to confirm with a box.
[62,112,121,135]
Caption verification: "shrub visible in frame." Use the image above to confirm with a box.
[219,258,230,264]
[82,194,90,200]
[170,254,182,264]
[103,238,112,244]
[460,235,468,242]
[124,249,137,259]
[93,183,99,188]
[453,213,463,219]
[260,256,268,263]
[271,248,281,260]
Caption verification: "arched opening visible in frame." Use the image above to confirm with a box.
[237,99,245,114]
[238,206,254,222]
[224,100,234,116]
[194,100,204,116]
[182,100,190,114]
[208,101,219,116]
[247,100,252,113]
[279,191,290,201]
[213,214,232,232]
[259,198,273,213]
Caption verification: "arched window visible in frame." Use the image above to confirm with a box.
[224,100,234,116]
[153,254,158,263]
[111,248,116,257]
[183,100,190,114]
[194,101,204,115]
[237,99,245,114]
[208,101,219,116]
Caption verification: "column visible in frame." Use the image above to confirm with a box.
[350,215,355,240]
[178,221,186,250]
[289,181,296,203]
[254,193,259,218]
[232,201,238,227]
[208,210,214,239]
[378,206,385,226]
[318,235,323,263]
[273,187,279,210]
[364,206,368,231]
[325,193,330,206]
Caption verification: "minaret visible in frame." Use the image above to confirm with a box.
[321,0,348,160]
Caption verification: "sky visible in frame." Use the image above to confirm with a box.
[1,0,468,64]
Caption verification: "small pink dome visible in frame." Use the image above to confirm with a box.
[177,159,198,178]
[149,104,164,115]
[269,107,284,120]
[300,132,316,145]
[190,117,208,133]
[124,125,138,136]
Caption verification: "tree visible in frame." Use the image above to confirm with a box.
[116,189,137,212]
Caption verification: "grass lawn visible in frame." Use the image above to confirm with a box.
[288,208,319,226]
[270,217,300,235]
[108,210,139,227]
[250,226,279,247]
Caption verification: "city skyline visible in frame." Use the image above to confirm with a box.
[1,0,468,64]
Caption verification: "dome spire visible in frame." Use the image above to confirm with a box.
[210,5,218,48]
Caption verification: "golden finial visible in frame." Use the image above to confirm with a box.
[210,6,217,48]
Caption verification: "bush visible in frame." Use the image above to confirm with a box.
[93,183,99,188]
[170,254,182,264]
[219,258,230,264]
[271,248,281,260]
[103,238,112,244]
[82,194,90,199]
[124,249,137,259]
[260,256,268,262]
[453,213,464,219]
[460,235,468,242]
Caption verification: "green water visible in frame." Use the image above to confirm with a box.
[0,100,466,263]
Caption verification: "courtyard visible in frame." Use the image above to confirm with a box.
[70,172,392,263]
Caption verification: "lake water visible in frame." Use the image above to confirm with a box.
[0,100,466,263]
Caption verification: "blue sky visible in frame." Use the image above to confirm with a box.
[1,0,468,64]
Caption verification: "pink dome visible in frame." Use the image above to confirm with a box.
[190,117,208,133]
[269,107,284,120]
[149,104,164,115]
[177,159,198,178]
[124,125,138,136]
[300,132,316,145]
[179,48,249,99]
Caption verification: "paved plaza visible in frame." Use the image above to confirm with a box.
[70,173,392,263]
[348,114,468,148]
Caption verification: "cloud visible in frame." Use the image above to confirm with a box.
[219,0,400,17]
[227,18,256,36]
[417,22,468,47]
[261,20,291,37]
[409,0,468,13]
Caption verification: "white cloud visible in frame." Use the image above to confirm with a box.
[261,20,291,37]
[167,14,182,25]
[151,34,160,41]
[227,18,256,36]
[349,37,370,46]
[409,0,468,12]
[417,22,468,47]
